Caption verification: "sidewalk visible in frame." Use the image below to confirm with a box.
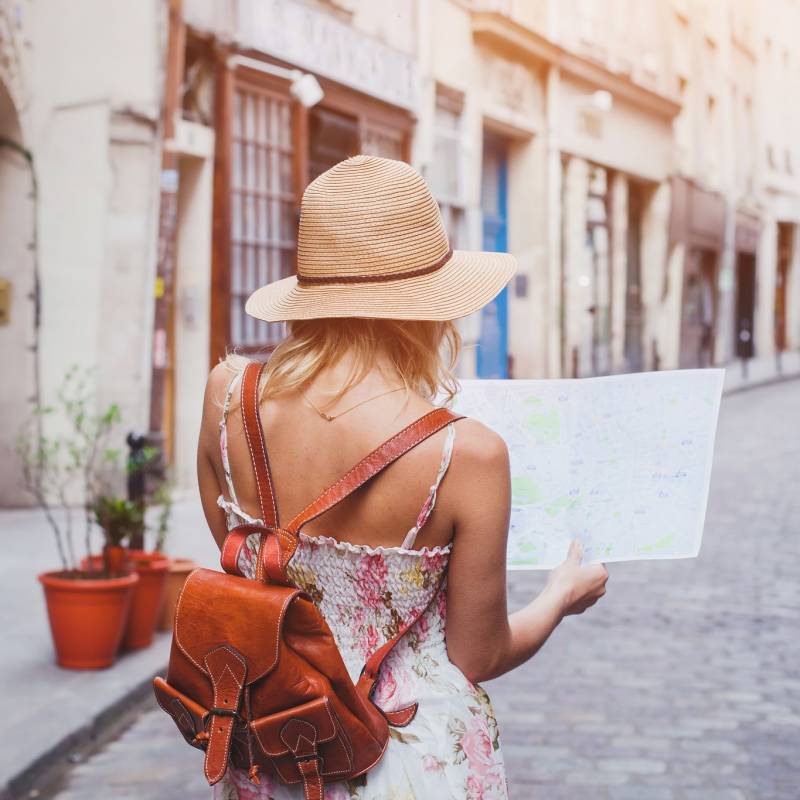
[1,357,797,799]
[721,350,800,393]
[0,497,219,800]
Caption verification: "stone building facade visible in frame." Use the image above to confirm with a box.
[0,0,164,504]
[1,0,798,502]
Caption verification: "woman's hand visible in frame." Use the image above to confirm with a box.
[545,538,609,616]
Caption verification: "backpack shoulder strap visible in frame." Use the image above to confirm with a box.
[224,364,463,584]
[240,360,279,528]
[285,407,463,535]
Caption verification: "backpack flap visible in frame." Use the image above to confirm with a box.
[174,568,301,685]
[173,568,303,785]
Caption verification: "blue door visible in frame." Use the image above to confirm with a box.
[478,136,510,378]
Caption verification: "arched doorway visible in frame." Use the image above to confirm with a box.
[0,79,37,506]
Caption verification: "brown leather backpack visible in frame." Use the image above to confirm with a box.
[154,361,462,799]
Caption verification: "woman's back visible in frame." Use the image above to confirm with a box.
[215,365,459,552]
[203,361,509,799]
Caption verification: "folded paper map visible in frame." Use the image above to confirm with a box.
[447,369,724,569]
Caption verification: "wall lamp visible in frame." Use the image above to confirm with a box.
[227,55,325,108]
[588,90,613,113]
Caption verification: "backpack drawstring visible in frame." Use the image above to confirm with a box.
[244,686,261,784]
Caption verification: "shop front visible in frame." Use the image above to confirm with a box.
[733,212,760,362]
[669,177,726,368]
[557,77,678,377]
[775,221,795,354]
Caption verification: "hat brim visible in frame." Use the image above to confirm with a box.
[244,250,517,322]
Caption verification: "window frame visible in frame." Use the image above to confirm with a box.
[209,56,414,364]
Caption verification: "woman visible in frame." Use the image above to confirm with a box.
[197,156,608,799]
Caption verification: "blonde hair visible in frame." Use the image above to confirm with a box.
[226,319,461,407]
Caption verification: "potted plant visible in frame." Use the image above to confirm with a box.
[83,488,174,651]
[122,548,170,650]
[117,451,172,649]
[150,482,197,632]
[91,496,144,575]
[18,367,139,670]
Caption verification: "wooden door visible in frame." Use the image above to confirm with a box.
[735,252,756,359]
[775,222,792,351]
[679,248,717,367]
[624,182,644,372]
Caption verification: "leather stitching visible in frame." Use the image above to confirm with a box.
[241,364,266,524]
[298,758,322,800]
[203,646,246,784]
[252,365,279,528]
[220,531,245,575]
[249,361,279,526]
[383,702,417,727]
[269,591,301,674]
[279,718,317,752]
[324,703,354,776]
[241,362,278,531]
[255,529,267,583]
[266,535,283,582]
[173,572,208,674]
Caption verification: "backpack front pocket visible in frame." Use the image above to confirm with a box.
[250,696,354,782]
[153,676,208,748]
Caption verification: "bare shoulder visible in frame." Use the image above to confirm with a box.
[451,416,509,470]
[199,361,241,450]
[204,360,241,409]
[446,416,511,533]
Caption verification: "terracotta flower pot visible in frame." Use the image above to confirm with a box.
[158,558,197,632]
[103,545,130,575]
[122,551,170,651]
[80,546,131,577]
[39,570,139,670]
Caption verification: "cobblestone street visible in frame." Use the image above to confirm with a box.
[45,380,800,800]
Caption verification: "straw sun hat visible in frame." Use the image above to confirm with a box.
[245,155,517,322]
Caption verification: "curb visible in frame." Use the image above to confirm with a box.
[723,371,800,396]
[1,668,163,800]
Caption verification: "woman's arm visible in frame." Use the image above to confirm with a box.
[444,421,608,683]
[197,363,235,550]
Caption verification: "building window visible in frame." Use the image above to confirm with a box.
[308,106,359,183]
[362,123,405,161]
[230,80,295,349]
[212,59,413,361]
[430,85,466,247]
[584,165,612,376]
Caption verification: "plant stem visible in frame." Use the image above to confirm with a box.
[58,487,77,571]
[38,492,69,572]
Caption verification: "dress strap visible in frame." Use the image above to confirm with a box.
[400,422,456,549]
[218,370,243,508]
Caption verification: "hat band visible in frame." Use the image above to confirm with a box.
[296,248,454,286]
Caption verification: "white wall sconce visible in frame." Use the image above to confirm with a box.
[226,55,325,108]
[589,90,613,113]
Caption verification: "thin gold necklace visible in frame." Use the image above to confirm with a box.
[303,385,405,422]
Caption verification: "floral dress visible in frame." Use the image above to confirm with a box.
[214,375,507,800]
